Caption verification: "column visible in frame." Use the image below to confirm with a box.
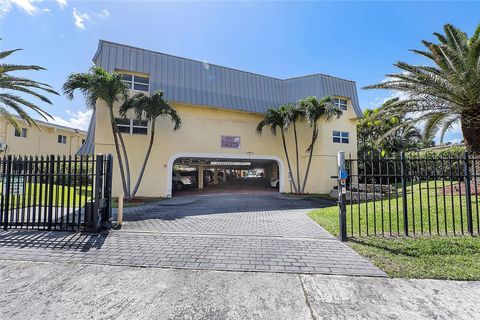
[198,165,204,189]
[214,168,219,185]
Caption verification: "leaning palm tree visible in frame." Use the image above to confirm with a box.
[63,66,132,197]
[256,105,298,193]
[120,90,182,197]
[284,103,305,194]
[364,23,480,153]
[0,47,58,129]
[298,96,342,194]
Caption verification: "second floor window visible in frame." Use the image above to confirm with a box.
[333,97,348,111]
[121,73,149,92]
[333,131,349,144]
[116,118,148,135]
[14,128,27,138]
[58,135,67,144]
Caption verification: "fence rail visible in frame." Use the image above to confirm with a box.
[0,154,112,232]
[342,152,480,238]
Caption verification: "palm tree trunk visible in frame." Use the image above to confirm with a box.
[461,112,480,155]
[293,121,302,195]
[116,127,131,196]
[131,120,156,197]
[108,107,129,197]
[301,123,317,194]
[281,130,298,193]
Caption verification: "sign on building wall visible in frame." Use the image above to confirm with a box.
[221,136,241,149]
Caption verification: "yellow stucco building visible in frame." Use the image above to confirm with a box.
[0,116,87,157]
[87,40,362,197]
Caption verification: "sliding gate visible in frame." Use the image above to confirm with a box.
[0,154,113,232]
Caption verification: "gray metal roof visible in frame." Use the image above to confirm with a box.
[93,40,363,118]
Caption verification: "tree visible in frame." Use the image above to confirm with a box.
[256,105,299,193]
[298,96,342,194]
[120,90,181,197]
[0,47,58,129]
[364,23,480,153]
[63,66,132,197]
[358,99,427,157]
[284,103,304,192]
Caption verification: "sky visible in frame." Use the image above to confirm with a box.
[1,0,479,143]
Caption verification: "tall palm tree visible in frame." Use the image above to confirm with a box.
[364,23,480,153]
[284,103,304,193]
[63,66,132,197]
[120,90,182,197]
[298,96,342,194]
[0,47,58,129]
[256,105,299,193]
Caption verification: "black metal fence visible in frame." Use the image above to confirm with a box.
[0,154,113,232]
[341,152,480,238]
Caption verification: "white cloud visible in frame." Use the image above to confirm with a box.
[0,0,45,17]
[49,109,93,131]
[72,7,89,29]
[56,0,67,9]
[72,7,110,29]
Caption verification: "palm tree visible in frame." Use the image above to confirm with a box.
[120,90,181,197]
[284,103,304,194]
[298,96,342,194]
[256,105,299,193]
[63,66,132,197]
[0,47,58,129]
[364,23,480,153]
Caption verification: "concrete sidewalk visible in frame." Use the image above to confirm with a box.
[0,260,478,320]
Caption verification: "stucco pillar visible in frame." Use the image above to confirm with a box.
[213,168,218,185]
[223,169,227,182]
[272,163,278,180]
[198,165,204,189]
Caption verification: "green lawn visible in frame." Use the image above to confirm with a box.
[308,201,480,280]
[346,180,479,236]
[1,183,92,208]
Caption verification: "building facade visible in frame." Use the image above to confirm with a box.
[88,40,363,197]
[0,116,87,157]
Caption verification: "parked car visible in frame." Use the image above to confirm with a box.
[270,179,279,188]
[172,171,195,190]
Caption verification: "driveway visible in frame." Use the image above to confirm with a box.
[0,194,385,277]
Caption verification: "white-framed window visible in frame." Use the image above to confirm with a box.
[333,131,349,144]
[14,128,27,138]
[120,73,150,92]
[58,135,67,144]
[115,118,148,135]
[333,97,348,111]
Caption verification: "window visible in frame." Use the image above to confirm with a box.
[81,139,86,145]
[58,135,67,144]
[115,118,148,135]
[333,131,349,144]
[14,128,27,138]
[333,97,348,111]
[120,73,150,92]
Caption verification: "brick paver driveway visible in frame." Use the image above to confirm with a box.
[0,194,385,277]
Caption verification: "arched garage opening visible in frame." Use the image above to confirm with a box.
[166,153,285,197]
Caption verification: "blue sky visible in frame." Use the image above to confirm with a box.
[2,1,479,142]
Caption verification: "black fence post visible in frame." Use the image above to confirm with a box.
[400,152,409,236]
[104,154,113,224]
[94,154,104,232]
[3,156,12,230]
[464,152,473,235]
[338,151,348,242]
[47,155,55,230]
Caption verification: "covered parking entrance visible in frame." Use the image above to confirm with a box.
[167,153,285,197]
